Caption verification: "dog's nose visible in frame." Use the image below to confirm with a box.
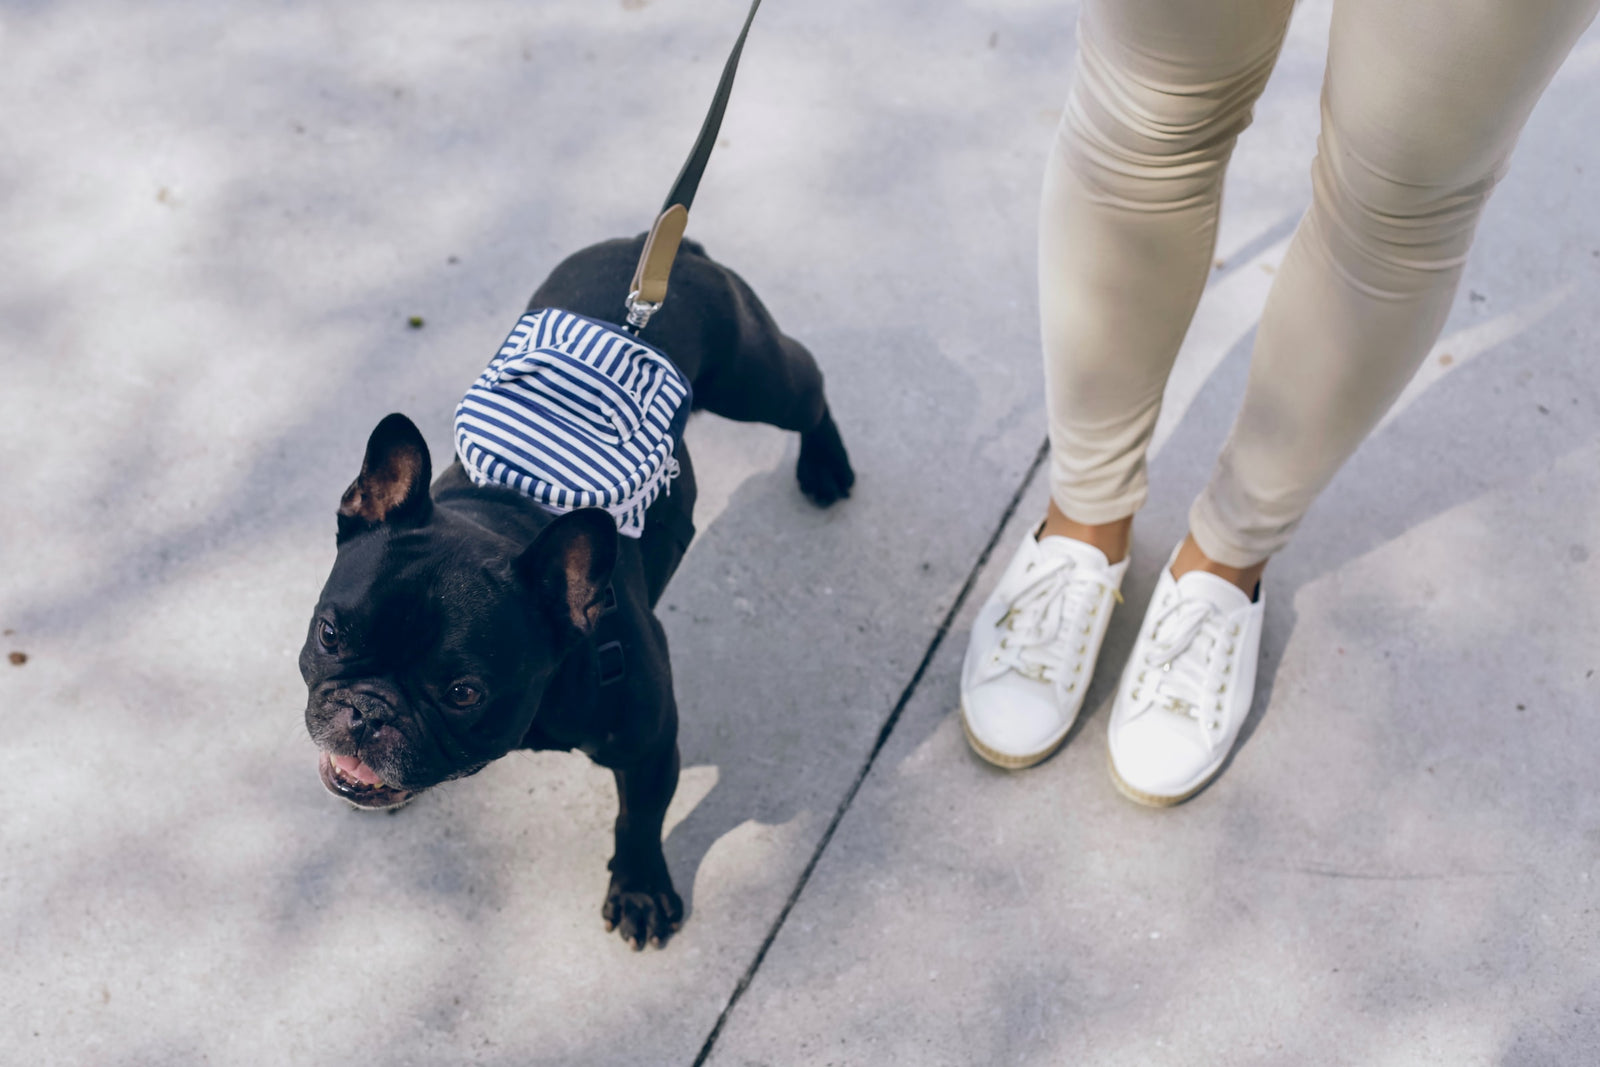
[339,685,398,740]
[344,701,390,743]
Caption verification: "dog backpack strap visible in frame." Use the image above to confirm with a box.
[593,583,625,687]
[625,0,764,333]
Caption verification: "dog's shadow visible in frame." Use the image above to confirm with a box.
[642,427,872,922]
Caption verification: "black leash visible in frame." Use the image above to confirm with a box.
[660,0,763,216]
[624,0,764,334]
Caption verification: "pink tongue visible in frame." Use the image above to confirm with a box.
[333,753,384,786]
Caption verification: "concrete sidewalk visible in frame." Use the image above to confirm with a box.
[1,2,1596,1064]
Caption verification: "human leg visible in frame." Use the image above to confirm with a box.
[1113,0,1600,805]
[962,0,1294,769]
[1041,0,1296,528]
[1189,0,1600,567]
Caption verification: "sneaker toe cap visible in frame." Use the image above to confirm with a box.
[963,676,1071,758]
[1109,716,1211,797]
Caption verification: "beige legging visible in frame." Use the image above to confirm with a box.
[1041,0,1599,567]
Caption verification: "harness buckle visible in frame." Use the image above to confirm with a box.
[596,640,626,686]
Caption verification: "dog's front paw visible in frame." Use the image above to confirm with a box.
[797,408,855,507]
[603,863,684,950]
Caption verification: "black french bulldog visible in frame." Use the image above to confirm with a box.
[299,235,853,949]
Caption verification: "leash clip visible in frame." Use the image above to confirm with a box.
[624,290,662,334]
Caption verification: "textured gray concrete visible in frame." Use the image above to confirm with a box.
[2,1,1597,1065]
[703,4,1600,1064]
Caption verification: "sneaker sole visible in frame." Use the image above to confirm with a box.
[959,700,1071,770]
[1106,746,1216,808]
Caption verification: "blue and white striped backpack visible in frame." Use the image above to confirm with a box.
[452,0,766,541]
[454,308,692,538]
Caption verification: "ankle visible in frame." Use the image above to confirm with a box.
[1169,533,1265,598]
[1039,500,1131,565]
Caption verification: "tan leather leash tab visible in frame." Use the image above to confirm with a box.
[624,0,764,334]
[625,204,688,330]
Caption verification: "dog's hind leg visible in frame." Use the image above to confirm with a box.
[792,384,854,507]
[689,283,856,507]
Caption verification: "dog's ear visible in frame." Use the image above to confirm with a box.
[337,413,433,540]
[518,508,619,637]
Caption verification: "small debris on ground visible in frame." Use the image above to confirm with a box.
[8,651,27,666]
[408,315,425,329]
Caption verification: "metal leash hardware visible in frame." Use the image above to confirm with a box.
[624,0,764,334]
[623,294,661,333]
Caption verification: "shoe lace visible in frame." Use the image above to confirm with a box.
[1132,596,1240,734]
[990,557,1117,686]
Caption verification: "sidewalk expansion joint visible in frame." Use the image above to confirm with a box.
[689,437,1050,1067]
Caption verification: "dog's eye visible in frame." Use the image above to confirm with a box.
[317,620,338,652]
[446,683,482,708]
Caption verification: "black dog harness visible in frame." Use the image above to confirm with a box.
[594,584,625,688]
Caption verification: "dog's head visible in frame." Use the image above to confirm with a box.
[299,413,618,809]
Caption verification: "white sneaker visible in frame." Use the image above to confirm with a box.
[1107,552,1263,806]
[960,524,1128,769]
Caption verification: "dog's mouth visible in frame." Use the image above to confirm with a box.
[318,751,417,810]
